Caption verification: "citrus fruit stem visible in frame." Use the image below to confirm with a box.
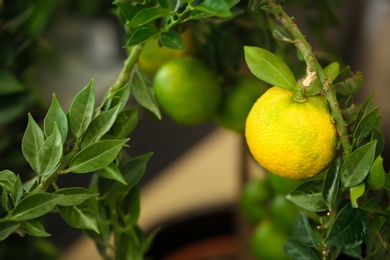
[293,85,307,103]
[267,0,352,157]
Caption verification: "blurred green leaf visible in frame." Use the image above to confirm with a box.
[68,80,95,140]
[120,186,140,226]
[128,7,171,27]
[341,140,377,188]
[127,27,160,46]
[333,67,364,98]
[244,46,296,90]
[284,238,320,260]
[355,94,374,125]
[0,221,20,241]
[342,245,362,259]
[96,163,127,185]
[324,203,367,249]
[160,31,186,50]
[81,104,122,148]
[37,124,63,176]
[322,156,342,209]
[58,200,99,233]
[0,71,24,94]
[193,0,232,18]
[158,0,179,10]
[22,114,44,173]
[115,229,143,260]
[273,26,294,43]
[353,107,378,149]
[70,139,129,174]
[286,180,328,212]
[22,219,51,237]
[293,213,318,247]
[366,155,385,190]
[131,68,161,119]
[350,182,365,208]
[111,107,139,139]
[0,93,34,126]
[10,193,62,221]
[0,170,17,193]
[54,187,99,207]
[372,128,384,158]
[360,197,383,213]
[44,94,68,143]
[116,3,143,22]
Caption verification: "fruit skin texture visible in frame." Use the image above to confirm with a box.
[215,76,269,133]
[154,57,221,125]
[245,86,337,179]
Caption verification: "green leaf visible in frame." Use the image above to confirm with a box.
[58,200,99,233]
[44,94,68,143]
[0,221,20,241]
[324,203,367,249]
[355,94,374,125]
[22,113,44,173]
[102,83,130,112]
[333,67,364,98]
[23,219,51,237]
[115,230,143,260]
[0,170,17,193]
[353,107,378,148]
[272,26,294,43]
[11,175,23,205]
[120,186,140,226]
[131,68,161,119]
[70,139,129,174]
[350,182,365,208]
[158,0,179,11]
[0,70,24,94]
[284,238,320,260]
[322,157,342,209]
[193,0,232,18]
[372,128,384,158]
[106,152,153,199]
[81,104,121,148]
[127,27,160,46]
[116,3,143,22]
[360,197,383,213]
[96,163,127,185]
[293,213,318,247]
[287,180,328,212]
[10,193,62,221]
[54,187,99,207]
[37,124,63,176]
[160,31,186,50]
[244,46,296,90]
[366,155,385,190]
[127,7,171,27]
[342,246,362,259]
[307,62,340,96]
[111,107,139,139]
[0,93,33,126]
[384,174,390,191]
[341,140,377,188]
[68,79,95,139]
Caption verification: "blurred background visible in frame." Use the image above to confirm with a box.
[1,0,390,259]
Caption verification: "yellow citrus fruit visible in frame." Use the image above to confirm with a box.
[245,86,337,179]
[138,29,194,76]
[251,219,290,260]
[154,57,222,125]
[215,75,269,133]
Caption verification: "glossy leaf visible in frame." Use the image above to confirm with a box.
[366,155,385,190]
[81,104,121,148]
[160,31,185,50]
[324,203,367,249]
[10,193,62,221]
[293,213,318,247]
[22,113,44,173]
[126,27,160,46]
[341,140,377,188]
[23,219,51,237]
[70,139,129,174]
[106,152,153,199]
[58,200,99,233]
[54,187,99,207]
[44,94,68,143]
[350,182,365,208]
[372,128,385,158]
[37,124,63,176]
[127,7,171,27]
[96,163,127,185]
[322,157,342,209]
[244,46,296,90]
[193,0,232,18]
[355,94,374,125]
[68,80,95,139]
[284,238,320,260]
[111,107,139,139]
[333,67,364,97]
[0,170,17,193]
[0,221,20,241]
[286,180,328,212]
[353,108,378,148]
[131,68,161,119]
